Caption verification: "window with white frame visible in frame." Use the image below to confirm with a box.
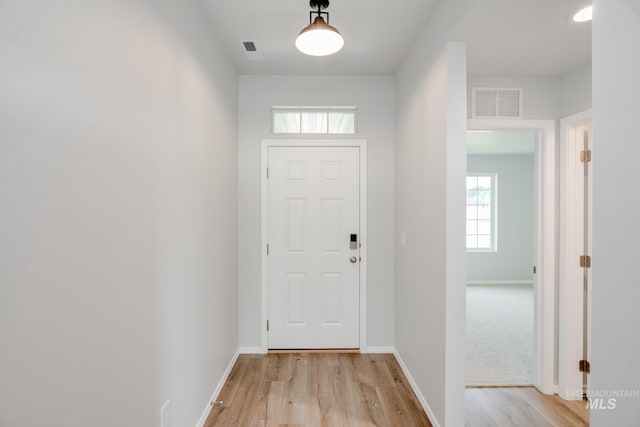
[466,174,497,251]
[272,108,357,134]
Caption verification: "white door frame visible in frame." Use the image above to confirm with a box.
[261,140,368,353]
[467,119,556,394]
[558,109,592,400]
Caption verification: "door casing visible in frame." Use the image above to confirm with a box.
[261,140,368,353]
[558,109,593,400]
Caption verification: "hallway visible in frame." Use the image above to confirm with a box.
[204,353,431,426]
[204,353,588,427]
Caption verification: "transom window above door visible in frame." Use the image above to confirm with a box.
[272,107,357,134]
[466,174,497,251]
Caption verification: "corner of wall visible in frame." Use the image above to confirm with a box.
[195,350,241,427]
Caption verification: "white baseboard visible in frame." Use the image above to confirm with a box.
[238,347,264,354]
[393,349,441,427]
[365,346,395,354]
[195,350,240,427]
[467,280,534,286]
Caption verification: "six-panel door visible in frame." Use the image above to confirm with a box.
[267,146,360,349]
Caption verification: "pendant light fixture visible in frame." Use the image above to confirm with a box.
[295,0,344,56]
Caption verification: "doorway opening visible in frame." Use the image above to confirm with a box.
[465,130,536,386]
[466,119,556,394]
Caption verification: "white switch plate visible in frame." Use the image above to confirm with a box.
[161,400,171,427]
[400,231,407,247]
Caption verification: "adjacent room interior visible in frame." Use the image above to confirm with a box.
[465,130,535,387]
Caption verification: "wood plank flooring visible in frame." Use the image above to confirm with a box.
[204,353,590,427]
[203,353,432,427]
[465,387,589,427]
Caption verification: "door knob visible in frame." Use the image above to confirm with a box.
[350,256,358,264]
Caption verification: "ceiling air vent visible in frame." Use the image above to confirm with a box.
[472,87,522,119]
[243,41,257,52]
[240,40,263,61]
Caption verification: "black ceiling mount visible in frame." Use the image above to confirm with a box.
[309,0,330,11]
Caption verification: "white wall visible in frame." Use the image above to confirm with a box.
[591,0,640,425]
[237,76,395,349]
[395,0,468,422]
[470,64,592,121]
[560,61,592,117]
[0,1,238,426]
[468,77,561,120]
[467,155,534,283]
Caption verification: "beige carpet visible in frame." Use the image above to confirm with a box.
[466,284,534,386]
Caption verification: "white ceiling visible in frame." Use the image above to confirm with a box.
[201,0,438,75]
[462,0,592,78]
[201,0,591,77]
[467,131,535,155]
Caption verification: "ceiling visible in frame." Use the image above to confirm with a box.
[461,0,592,78]
[201,0,591,77]
[467,131,535,155]
[200,0,438,75]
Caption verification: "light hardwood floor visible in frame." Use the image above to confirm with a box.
[465,387,589,427]
[203,353,432,427]
[203,353,589,427]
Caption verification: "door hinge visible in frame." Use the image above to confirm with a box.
[266,320,269,331]
[533,266,537,274]
[579,359,591,374]
[580,150,592,163]
[266,168,269,179]
[580,255,592,268]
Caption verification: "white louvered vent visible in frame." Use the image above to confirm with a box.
[472,87,522,119]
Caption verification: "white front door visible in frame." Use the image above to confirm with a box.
[267,146,360,349]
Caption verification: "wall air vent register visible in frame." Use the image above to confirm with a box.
[472,87,523,119]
